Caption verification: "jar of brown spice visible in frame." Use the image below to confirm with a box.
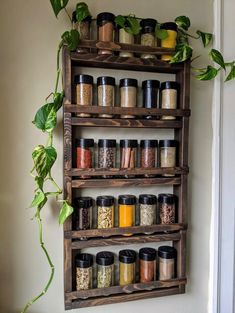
[158,193,176,224]
[97,76,115,118]
[74,75,93,117]
[119,249,136,286]
[97,12,115,55]
[74,197,93,232]
[159,139,177,177]
[140,140,158,174]
[158,246,176,280]
[139,247,157,282]
[76,253,93,292]
[120,79,138,118]
[160,81,180,120]
[72,11,91,53]
[120,140,138,170]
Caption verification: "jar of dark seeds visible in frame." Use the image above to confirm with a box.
[98,139,116,171]
[74,75,93,117]
[76,253,93,292]
[158,193,176,224]
[139,194,157,234]
[140,140,158,177]
[97,196,114,229]
[96,251,114,288]
[97,76,115,118]
[74,197,93,232]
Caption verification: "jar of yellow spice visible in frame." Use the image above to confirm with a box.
[161,22,178,61]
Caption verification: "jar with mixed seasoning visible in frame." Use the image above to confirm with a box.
[120,79,138,118]
[76,253,93,291]
[160,81,179,120]
[76,139,94,170]
[97,12,115,55]
[97,196,114,229]
[142,80,160,119]
[120,140,138,170]
[158,193,176,224]
[72,11,91,53]
[96,251,114,288]
[74,75,93,117]
[97,76,115,118]
[158,246,176,280]
[160,22,178,61]
[139,248,157,282]
[118,195,136,236]
[159,140,177,177]
[74,197,93,231]
[98,139,116,171]
[140,18,157,59]
[119,249,136,285]
[140,140,158,173]
[118,27,134,58]
[139,194,157,233]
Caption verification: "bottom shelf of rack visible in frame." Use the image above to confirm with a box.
[65,278,186,309]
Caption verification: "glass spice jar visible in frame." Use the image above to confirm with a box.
[97,196,115,229]
[98,139,116,170]
[76,253,93,291]
[118,27,134,58]
[142,80,160,119]
[74,74,93,117]
[97,12,115,55]
[139,194,157,233]
[72,11,91,53]
[160,22,178,61]
[74,197,93,231]
[158,194,176,224]
[120,139,138,169]
[97,76,115,118]
[158,246,176,280]
[118,195,136,236]
[159,140,177,177]
[76,139,94,169]
[140,140,158,171]
[160,81,179,120]
[119,78,138,118]
[139,247,157,283]
[140,18,157,59]
[119,249,136,286]
[96,251,115,288]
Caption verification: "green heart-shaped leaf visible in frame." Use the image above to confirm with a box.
[225,65,235,82]
[62,29,80,51]
[30,190,46,208]
[196,30,213,47]
[170,44,192,63]
[175,16,191,31]
[195,65,219,80]
[76,2,91,23]
[209,49,225,70]
[50,0,69,18]
[33,103,57,132]
[115,15,126,29]
[59,201,74,224]
[32,145,57,179]
[155,24,169,40]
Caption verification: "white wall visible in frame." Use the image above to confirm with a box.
[0,1,213,313]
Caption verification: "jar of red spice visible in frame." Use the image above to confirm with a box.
[76,139,94,170]
[140,140,158,173]
[97,12,115,55]
[139,247,157,282]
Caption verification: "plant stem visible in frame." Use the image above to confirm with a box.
[55,42,63,94]
[49,172,62,193]
[64,7,72,26]
[179,28,200,39]
[21,209,55,313]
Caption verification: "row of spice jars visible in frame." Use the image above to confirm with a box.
[75,75,180,119]
[76,246,177,291]
[74,193,177,232]
[73,11,177,60]
[76,139,178,173]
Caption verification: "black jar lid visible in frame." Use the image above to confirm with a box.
[119,249,136,264]
[76,253,93,268]
[160,81,179,91]
[96,251,114,266]
[140,18,157,33]
[159,139,177,148]
[158,246,177,259]
[139,247,157,261]
[98,139,116,148]
[119,78,138,88]
[139,194,157,205]
[72,11,92,23]
[120,139,138,148]
[96,196,114,207]
[74,197,93,209]
[142,80,160,89]
[118,195,136,205]
[97,12,115,26]
[140,139,158,148]
[160,22,178,32]
[75,138,94,148]
[158,193,177,204]
[74,74,93,85]
[97,76,116,86]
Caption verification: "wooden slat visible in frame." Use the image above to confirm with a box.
[65,223,187,239]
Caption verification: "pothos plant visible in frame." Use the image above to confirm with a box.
[22,2,235,313]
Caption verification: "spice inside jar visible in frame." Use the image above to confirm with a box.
[76,138,94,169]
[97,196,114,229]
[120,78,138,118]
[160,81,179,120]
[158,193,176,224]
[118,28,134,58]
[96,251,114,288]
[139,247,157,282]
[139,194,157,233]
[97,12,115,55]
[120,140,138,178]
[74,74,93,117]
[98,139,116,170]
[142,80,160,119]
[118,195,136,236]
[158,246,176,280]
[160,22,178,61]
[72,11,91,53]
[159,140,177,177]
[140,18,157,59]
[74,197,93,231]
[140,140,158,172]
[97,76,115,118]
[119,249,136,286]
[76,253,93,291]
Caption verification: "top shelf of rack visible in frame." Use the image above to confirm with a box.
[69,41,186,74]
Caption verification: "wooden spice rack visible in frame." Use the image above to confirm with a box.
[63,40,190,310]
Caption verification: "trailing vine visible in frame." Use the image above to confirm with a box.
[22,2,235,313]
